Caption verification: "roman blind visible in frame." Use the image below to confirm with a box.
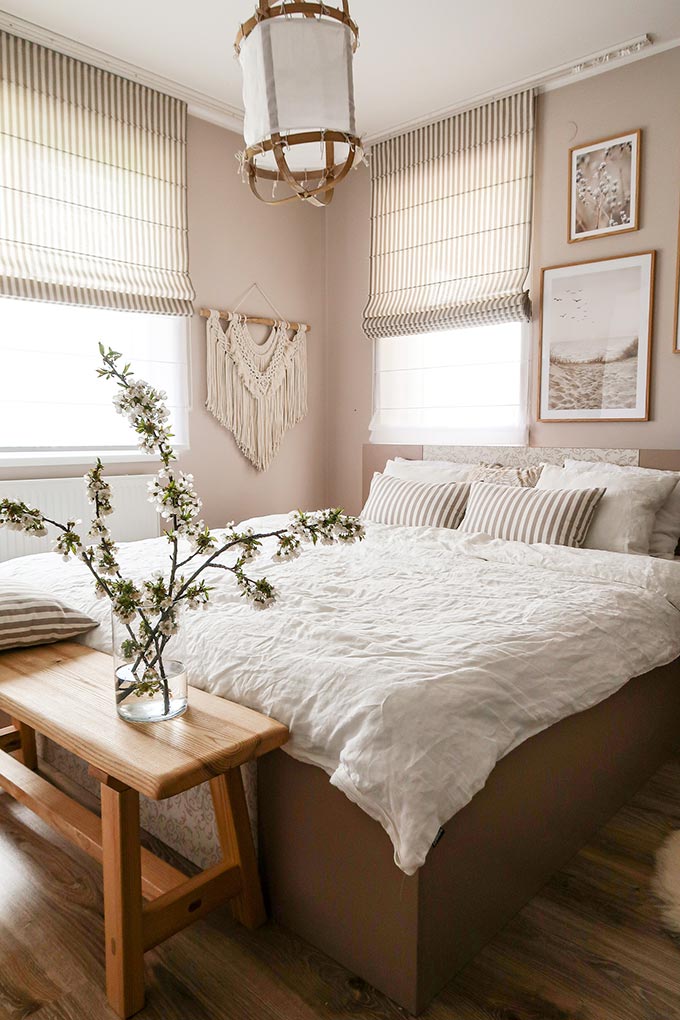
[0,31,195,315]
[363,89,536,339]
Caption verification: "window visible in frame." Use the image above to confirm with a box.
[0,298,190,466]
[370,322,528,445]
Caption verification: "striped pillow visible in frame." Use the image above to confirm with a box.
[459,481,606,547]
[361,472,470,529]
[0,587,98,651]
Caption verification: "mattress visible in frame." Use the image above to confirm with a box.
[1,514,679,874]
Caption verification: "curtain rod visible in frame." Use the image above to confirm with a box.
[199,307,310,333]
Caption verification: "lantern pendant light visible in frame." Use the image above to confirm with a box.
[235,1,363,206]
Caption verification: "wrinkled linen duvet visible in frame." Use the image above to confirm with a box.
[2,515,680,875]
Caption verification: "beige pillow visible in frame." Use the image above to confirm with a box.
[385,459,476,484]
[537,462,677,555]
[466,463,543,488]
[0,586,98,651]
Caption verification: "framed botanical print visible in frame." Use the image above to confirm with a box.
[538,252,655,423]
[568,130,641,242]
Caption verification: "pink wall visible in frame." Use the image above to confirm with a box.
[530,46,680,449]
[4,48,680,523]
[325,169,373,515]
[182,117,328,526]
[0,117,328,529]
[324,47,680,513]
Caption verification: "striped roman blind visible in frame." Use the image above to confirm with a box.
[0,31,195,315]
[363,89,536,339]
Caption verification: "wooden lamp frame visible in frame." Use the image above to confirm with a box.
[235,1,363,206]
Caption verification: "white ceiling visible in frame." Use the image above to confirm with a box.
[2,0,680,140]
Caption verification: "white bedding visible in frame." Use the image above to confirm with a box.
[1,515,680,875]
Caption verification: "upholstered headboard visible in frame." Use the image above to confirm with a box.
[362,445,680,502]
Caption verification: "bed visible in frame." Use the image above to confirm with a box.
[1,444,680,1013]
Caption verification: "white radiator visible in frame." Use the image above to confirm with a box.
[0,475,160,562]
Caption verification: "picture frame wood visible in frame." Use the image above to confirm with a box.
[538,252,655,423]
[568,130,641,243]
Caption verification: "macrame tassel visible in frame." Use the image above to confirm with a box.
[205,311,308,472]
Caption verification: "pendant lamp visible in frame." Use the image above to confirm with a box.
[235,1,363,206]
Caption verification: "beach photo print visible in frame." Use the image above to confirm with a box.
[538,252,654,422]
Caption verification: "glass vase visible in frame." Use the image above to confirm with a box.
[112,611,188,723]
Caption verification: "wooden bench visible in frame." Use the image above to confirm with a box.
[0,641,289,1019]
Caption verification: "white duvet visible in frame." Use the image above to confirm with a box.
[2,516,680,876]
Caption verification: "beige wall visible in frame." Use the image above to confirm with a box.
[183,117,327,526]
[0,116,328,529]
[530,46,680,449]
[4,49,680,523]
[325,168,373,515]
[324,47,680,512]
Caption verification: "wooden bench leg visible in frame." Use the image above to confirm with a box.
[11,719,37,770]
[210,769,266,929]
[0,724,21,754]
[101,781,145,1019]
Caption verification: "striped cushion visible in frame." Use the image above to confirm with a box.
[459,482,606,547]
[0,587,98,651]
[361,473,470,529]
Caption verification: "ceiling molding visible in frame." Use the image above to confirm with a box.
[2,11,679,148]
[0,8,245,133]
[364,33,680,146]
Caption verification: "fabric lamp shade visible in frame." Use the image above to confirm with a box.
[241,18,356,172]
[235,2,363,205]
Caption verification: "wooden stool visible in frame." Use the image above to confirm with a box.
[0,642,289,1018]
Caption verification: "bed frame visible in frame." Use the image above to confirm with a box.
[257,444,680,1014]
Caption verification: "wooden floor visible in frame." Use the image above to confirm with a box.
[2,758,680,1020]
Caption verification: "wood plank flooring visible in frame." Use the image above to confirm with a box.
[2,757,680,1020]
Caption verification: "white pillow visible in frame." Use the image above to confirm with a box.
[536,461,677,555]
[466,462,544,488]
[653,480,680,558]
[562,460,680,560]
[384,458,476,484]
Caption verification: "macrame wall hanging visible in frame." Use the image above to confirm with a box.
[201,285,309,472]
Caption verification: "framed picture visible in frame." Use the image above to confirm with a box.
[538,252,655,423]
[568,130,641,242]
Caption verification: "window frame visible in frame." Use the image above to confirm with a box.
[0,303,192,469]
[369,321,531,447]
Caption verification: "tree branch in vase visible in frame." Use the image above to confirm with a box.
[0,345,364,722]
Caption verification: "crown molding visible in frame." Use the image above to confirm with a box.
[364,33,680,146]
[2,12,679,149]
[0,9,245,133]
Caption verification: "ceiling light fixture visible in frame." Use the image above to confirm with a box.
[235,1,363,206]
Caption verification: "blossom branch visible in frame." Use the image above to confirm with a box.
[0,346,365,717]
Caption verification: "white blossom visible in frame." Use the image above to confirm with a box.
[0,346,365,710]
